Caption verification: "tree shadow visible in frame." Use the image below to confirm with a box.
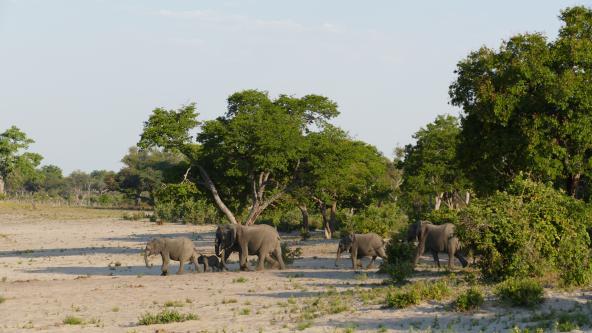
[24,264,201,276]
[0,246,140,258]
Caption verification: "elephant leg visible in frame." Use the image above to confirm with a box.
[273,245,285,270]
[177,259,185,274]
[432,251,440,269]
[239,246,250,271]
[455,252,468,268]
[161,254,169,276]
[351,247,359,270]
[256,251,267,271]
[191,256,200,273]
[265,255,280,269]
[366,256,377,269]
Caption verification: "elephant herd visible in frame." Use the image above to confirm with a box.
[143,221,468,276]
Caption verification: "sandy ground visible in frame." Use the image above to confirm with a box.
[1,207,592,333]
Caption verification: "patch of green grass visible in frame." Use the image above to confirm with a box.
[163,300,185,307]
[222,298,238,304]
[233,277,248,283]
[296,321,312,331]
[63,316,84,325]
[138,310,198,325]
[111,306,119,312]
[454,288,484,312]
[384,280,452,309]
[239,308,251,315]
[495,278,544,308]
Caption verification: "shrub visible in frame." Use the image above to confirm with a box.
[63,316,84,325]
[385,289,421,309]
[342,203,408,238]
[456,177,592,285]
[384,280,451,309]
[153,182,221,224]
[138,309,198,325]
[380,230,416,283]
[495,278,544,308]
[454,288,484,311]
[281,243,302,265]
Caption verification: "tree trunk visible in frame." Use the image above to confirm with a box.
[320,203,331,239]
[329,201,337,235]
[298,205,309,230]
[0,176,4,195]
[568,173,581,198]
[465,191,470,205]
[196,165,238,224]
[434,192,443,210]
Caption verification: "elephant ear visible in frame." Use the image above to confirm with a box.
[350,233,356,242]
[225,225,237,249]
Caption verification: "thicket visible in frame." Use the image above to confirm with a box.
[456,177,592,286]
[153,182,221,224]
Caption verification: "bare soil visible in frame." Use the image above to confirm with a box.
[1,204,591,332]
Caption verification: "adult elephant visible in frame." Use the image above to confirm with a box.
[407,220,468,269]
[215,224,285,271]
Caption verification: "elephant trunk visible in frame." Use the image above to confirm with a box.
[144,249,152,268]
[215,240,221,257]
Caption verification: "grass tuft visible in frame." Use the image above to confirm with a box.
[138,310,198,325]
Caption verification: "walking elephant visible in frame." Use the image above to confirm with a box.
[215,224,285,271]
[335,233,387,270]
[144,237,200,275]
[407,221,468,269]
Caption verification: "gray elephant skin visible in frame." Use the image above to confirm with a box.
[407,221,468,269]
[144,237,200,275]
[215,224,285,271]
[335,233,387,269]
[197,254,224,272]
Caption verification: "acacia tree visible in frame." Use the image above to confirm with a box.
[302,126,394,238]
[138,90,338,225]
[399,115,471,215]
[450,6,592,198]
[0,126,42,195]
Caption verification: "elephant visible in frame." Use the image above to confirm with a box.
[144,237,200,275]
[407,220,468,269]
[335,233,387,270]
[197,254,224,272]
[215,224,285,271]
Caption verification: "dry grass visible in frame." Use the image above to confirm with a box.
[0,201,139,220]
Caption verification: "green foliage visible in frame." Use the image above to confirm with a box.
[454,288,484,312]
[457,177,592,285]
[137,309,198,325]
[63,316,84,325]
[384,280,451,309]
[153,182,221,224]
[381,230,416,283]
[399,115,471,217]
[450,6,592,198]
[495,278,544,308]
[281,243,302,265]
[343,203,407,237]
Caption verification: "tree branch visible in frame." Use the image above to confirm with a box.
[196,165,238,224]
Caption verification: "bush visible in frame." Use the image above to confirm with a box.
[380,230,416,283]
[456,177,592,285]
[281,242,302,265]
[342,203,408,238]
[454,288,484,312]
[153,182,222,224]
[495,278,544,308]
[138,309,198,325]
[384,280,451,309]
[63,316,84,325]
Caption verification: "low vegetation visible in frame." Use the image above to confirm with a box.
[453,287,484,312]
[63,316,84,325]
[384,280,452,309]
[137,310,198,325]
[495,278,545,308]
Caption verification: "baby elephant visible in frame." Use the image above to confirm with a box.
[144,237,200,275]
[197,254,224,272]
[335,233,387,270]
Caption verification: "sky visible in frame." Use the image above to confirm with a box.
[0,0,587,174]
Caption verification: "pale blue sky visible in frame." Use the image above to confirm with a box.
[0,0,586,173]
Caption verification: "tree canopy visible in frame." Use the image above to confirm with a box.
[450,6,592,198]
